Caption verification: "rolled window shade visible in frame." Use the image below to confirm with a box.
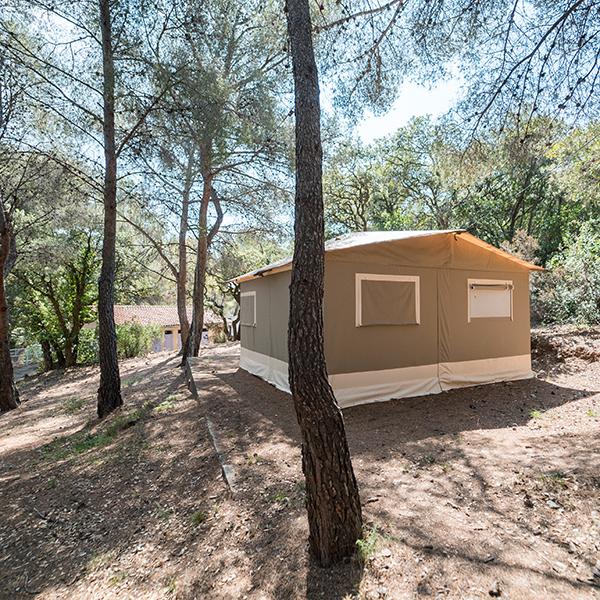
[361,279,417,326]
[469,283,513,291]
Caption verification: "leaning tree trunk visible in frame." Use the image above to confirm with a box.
[97,0,122,418]
[285,0,362,566]
[0,217,19,413]
[183,171,212,359]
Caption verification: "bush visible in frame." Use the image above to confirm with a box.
[77,328,99,365]
[533,222,600,325]
[116,323,162,359]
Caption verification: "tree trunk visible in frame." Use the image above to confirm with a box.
[97,0,122,418]
[41,338,54,371]
[54,345,66,369]
[64,338,76,368]
[0,220,19,412]
[183,171,212,358]
[177,150,193,353]
[285,0,363,566]
[232,285,241,341]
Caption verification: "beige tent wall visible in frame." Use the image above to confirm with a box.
[323,234,533,407]
[324,258,440,374]
[437,268,532,389]
[239,271,290,392]
[323,257,442,406]
[238,232,535,407]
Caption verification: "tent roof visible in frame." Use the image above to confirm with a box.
[232,229,543,283]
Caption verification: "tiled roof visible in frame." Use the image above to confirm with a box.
[113,305,220,327]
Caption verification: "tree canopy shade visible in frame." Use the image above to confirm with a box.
[316,0,600,131]
[285,0,363,566]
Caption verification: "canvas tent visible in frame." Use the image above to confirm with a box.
[233,230,543,408]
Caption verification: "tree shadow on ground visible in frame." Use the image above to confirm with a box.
[3,348,598,599]
[216,368,593,450]
[206,365,599,598]
[0,355,227,599]
[305,559,363,600]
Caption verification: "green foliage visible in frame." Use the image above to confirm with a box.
[190,510,207,526]
[355,526,382,564]
[271,490,290,504]
[538,471,568,491]
[154,399,175,414]
[40,407,147,461]
[77,328,99,365]
[62,396,87,414]
[10,211,101,368]
[166,577,177,595]
[533,222,600,325]
[116,323,162,359]
[41,430,115,461]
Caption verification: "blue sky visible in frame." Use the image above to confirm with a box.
[355,75,465,143]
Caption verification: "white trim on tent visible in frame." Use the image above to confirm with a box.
[439,354,533,389]
[240,347,289,393]
[355,273,421,327]
[330,363,440,408]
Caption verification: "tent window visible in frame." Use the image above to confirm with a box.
[356,274,420,327]
[240,291,256,327]
[468,279,513,321]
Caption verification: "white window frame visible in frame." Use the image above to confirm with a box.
[467,278,513,322]
[355,273,421,327]
[240,291,257,327]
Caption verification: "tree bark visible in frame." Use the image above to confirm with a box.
[177,146,194,353]
[97,0,122,418]
[53,344,66,369]
[285,0,363,566]
[0,207,19,413]
[232,284,241,341]
[188,172,212,357]
[41,338,54,371]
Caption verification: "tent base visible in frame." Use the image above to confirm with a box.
[239,347,534,408]
[329,364,442,408]
[439,354,534,390]
[239,347,290,394]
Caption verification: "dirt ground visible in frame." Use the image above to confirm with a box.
[1,330,599,600]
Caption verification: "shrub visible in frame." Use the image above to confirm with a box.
[77,328,99,364]
[116,322,162,359]
[533,222,600,325]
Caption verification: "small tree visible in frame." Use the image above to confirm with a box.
[13,229,99,368]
